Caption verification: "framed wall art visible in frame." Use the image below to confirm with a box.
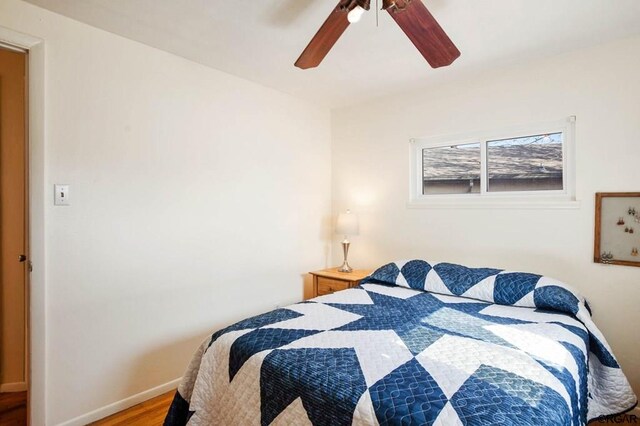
[594,192,640,267]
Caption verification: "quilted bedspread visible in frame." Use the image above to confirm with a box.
[165,260,637,425]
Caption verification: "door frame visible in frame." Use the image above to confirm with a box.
[0,27,46,426]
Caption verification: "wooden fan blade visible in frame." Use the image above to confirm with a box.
[295,2,351,69]
[387,0,460,68]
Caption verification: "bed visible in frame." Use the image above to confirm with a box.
[164,260,637,425]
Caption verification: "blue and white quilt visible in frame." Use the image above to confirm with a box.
[165,260,637,425]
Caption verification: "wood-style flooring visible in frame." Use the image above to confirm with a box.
[88,390,174,425]
[0,390,174,426]
[0,391,27,425]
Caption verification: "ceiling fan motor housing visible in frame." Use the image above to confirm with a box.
[340,0,371,12]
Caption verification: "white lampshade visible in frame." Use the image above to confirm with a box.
[336,210,359,236]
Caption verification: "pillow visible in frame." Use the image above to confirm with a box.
[362,259,589,317]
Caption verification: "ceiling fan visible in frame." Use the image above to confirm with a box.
[295,0,460,70]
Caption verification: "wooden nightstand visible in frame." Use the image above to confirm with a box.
[309,268,372,298]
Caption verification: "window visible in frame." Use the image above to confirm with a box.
[423,143,481,195]
[486,133,563,193]
[410,118,576,208]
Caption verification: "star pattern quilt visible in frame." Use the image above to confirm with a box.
[165,260,637,425]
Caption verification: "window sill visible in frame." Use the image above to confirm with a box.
[407,198,581,210]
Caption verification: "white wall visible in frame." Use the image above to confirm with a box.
[0,1,332,424]
[332,36,640,397]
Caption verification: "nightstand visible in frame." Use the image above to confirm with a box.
[309,268,372,298]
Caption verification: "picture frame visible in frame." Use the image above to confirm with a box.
[594,192,640,267]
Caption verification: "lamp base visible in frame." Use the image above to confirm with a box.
[338,239,353,273]
[338,262,353,273]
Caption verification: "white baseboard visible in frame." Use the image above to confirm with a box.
[56,377,181,426]
[0,382,27,392]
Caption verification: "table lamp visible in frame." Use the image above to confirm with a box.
[336,209,359,273]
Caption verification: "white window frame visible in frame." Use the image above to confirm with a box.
[408,117,579,209]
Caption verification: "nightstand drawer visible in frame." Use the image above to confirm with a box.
[308,268,372,299]
[316,278,350,295]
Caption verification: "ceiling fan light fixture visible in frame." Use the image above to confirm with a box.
[347,6,366,23]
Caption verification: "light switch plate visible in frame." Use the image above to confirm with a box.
[54,184,70,206]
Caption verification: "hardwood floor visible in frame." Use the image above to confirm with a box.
[0,390,174,426]
[0,391,27,425]
[89,390,174,426]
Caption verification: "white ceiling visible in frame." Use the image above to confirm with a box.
[25,0,640,108]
